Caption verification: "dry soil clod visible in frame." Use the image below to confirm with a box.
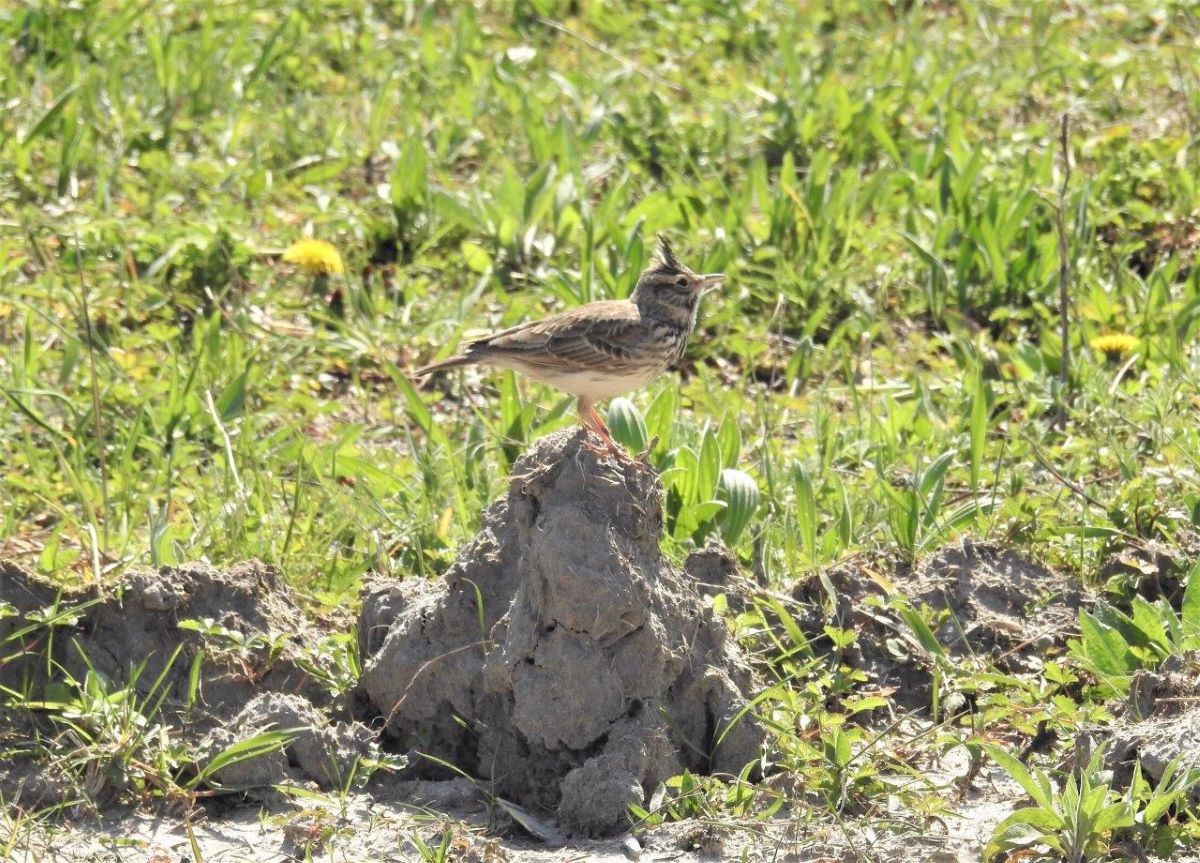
[197,692,377,792]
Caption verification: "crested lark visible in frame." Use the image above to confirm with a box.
[414,235,723,457]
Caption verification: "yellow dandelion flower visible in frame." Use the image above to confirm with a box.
[1089,333,1139,360]
[283,239,344,275]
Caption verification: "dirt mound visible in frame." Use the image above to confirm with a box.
[792,540,1085,708]
[1086,652,1200,806]
[0,559,320,730]
[198,693,377,792]
[357,428,765,836]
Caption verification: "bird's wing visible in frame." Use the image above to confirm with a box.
[464,300,649,370]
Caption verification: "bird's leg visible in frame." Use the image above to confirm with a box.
[587,404,627,459]
[578,398,630,462]
[577,398,611,454]
[577,397,606,455]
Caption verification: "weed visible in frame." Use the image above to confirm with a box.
[985,742,1200,863]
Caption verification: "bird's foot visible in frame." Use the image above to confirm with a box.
[579,435,611,458]
[577,401,654,472]
[580,430,633,464]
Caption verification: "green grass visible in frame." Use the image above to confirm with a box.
[4,0,1200,856]
[3,0,1197,595]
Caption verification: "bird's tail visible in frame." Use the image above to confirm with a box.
[413,355,473,377]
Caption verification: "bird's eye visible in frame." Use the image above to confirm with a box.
[674,276,688,287]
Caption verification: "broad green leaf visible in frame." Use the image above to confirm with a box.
[886,485,918,555]
[643,388,676,454]
[459,241,492,273]
[835,479,852,551]
[1077,610,1136,678]
[698,430,721,502]
[984,807,1066,860]
[716,413,741,469]
[607,397,647,453]
[833,728,852,768]
[917,450,955,509]
[793,464,818,563]
[386,365,432,434]
[762,596,810,654]
[672,447,698,504]
[1090,799,1133,834]
[1093,601,1142,645]
[1183,561,1200,630]
[895,602,947,660]
[1128,595,1169,653]
[983,744,1054,809]
[391,137,428,205]
[687,500,726,524]
[215,368,249,421]
[716,468,759,545]
[22,83,80,145]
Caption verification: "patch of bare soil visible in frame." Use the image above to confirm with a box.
[792,540,1086,708]
[1080,651,1200,809]
[355,428,765,836]
[1098,531,1200,606]
[3,744,1026,863]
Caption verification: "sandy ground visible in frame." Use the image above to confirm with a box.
[4,748,1031,863]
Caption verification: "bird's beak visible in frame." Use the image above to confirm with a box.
[697,273,725,293]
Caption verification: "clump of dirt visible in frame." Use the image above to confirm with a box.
[357,573,442,661]
[684,542,757,614]
[1082,698,1200,809]
[356,428,765,836]
[792,540,1086,708]
[0,559,321,731]
[1127,651,1200,721]
[197,693,377,791]
[1098,213,1200,278]
[1098,532,1200,606]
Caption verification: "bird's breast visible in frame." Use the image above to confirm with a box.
[516,364,664,401]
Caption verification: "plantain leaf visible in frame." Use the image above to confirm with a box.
[716,468,759,545]
[983,744,1055,810]
[607,397,647,453]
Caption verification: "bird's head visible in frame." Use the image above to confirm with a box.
[631,235,724,307]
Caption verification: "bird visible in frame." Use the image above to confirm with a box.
[414,235,724,459]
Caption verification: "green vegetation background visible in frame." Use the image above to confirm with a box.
[2,0,1198,604]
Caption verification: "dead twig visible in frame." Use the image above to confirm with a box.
[537,17,690,99]
[1054,114,1074,419]
[1023,434,1107,512]
[73,236,110,575]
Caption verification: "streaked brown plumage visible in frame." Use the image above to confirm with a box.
[415,235,723,457]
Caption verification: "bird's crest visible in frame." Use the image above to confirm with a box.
[655,233,685,274]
